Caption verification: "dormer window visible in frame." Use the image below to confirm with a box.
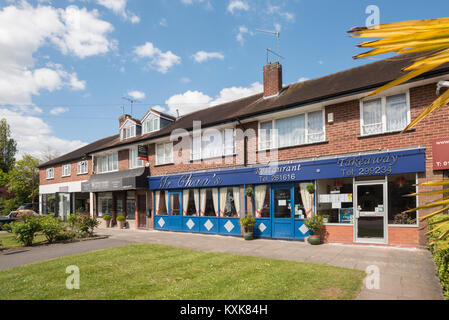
[143,116,160,134]
[120,118,141,140]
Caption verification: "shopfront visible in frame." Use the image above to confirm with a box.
[149,147,425,244]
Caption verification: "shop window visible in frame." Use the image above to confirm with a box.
[183,189,199,216]
[200,188,218,217]
[254,185,270,218]
[98,193,113,217]
[388,173,417,225]
[126,192,136,219]
[155,190,168,215]
[316,178,354,224]
[117,199,124,216]
[42,194,56,215]
[219,187,240,217]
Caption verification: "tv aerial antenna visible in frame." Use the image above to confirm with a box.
[256,29,284,64]
[121,96,140,116]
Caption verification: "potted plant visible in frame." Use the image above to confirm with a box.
[239,213,256,240]
[305,214,324,245]
[245,186,253,198]
[102,214,111,228]
[306,183,315,194]
[116,215,126,229]
[322,214,330,224]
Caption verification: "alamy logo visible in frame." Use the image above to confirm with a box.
[365,265,380,290]
[66,265,80,290]
[365,5,380,28]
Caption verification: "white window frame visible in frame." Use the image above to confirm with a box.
[129,147,144,169]
[155,142,173,166]
[62,164,71,177]
[190,128,236,161]
[77,160,89,175]
[46,168,54,180]
[96,152,119,174]
[360,91,411,136]
[258,109,326,151]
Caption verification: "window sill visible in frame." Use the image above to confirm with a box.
[257,140,329,153]
[357,128,415,139]
[387,224,419,228]
[77,172,88,176]
[190,153,237,162]
[46,178,54,180]
[154,162,174,167]
[61,175,71,178]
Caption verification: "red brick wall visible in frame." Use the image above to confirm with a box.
[321,225,354,244]
[39,158,92,186]
[263,62,282,97]
[388,226,420,247]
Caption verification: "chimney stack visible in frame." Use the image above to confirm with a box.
[119,114,132,128]
[263,62,282,98]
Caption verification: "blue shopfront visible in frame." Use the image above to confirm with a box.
[149,148,426,241]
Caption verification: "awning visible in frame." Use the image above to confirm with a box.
[82,167,149,192]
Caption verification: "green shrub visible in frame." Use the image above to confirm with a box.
[39,216,64,243]
[305,214,323,234]
[1,223,12,233]
[102,214,111,220]
[428,215,449,300]
[239,213,256,232]
[116,215,125,222]
[68,213,99,237]
[55,231,76,242]
[11,217,41,246]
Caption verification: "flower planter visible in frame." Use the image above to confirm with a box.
[117,220,125,229]
[308,235,321,245]
[104,219,111,228]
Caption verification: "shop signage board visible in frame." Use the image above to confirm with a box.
[149,148,426,190]
[138,145,148,161]
[432,139,449,170]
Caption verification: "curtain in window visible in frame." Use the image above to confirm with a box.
[155,191,160,214]
[212,188,219,216]
[224,129,234,156]
[259,121,272,149]
[233,187,240,216]
[254,185,267,218]
[164,191,169,215]
[200,189,207,216]
[183,190,189,215]
[386,94,407,132]
[307,111,324,143]
[193,189,199,215]
[277,114,305,148]
[202,130,222,158]
[363,99,382,135]
[156,144,164,165]
[299,183,313,219]
[165,143,173,163]
[219,188,227,217]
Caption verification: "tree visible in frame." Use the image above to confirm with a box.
[0,118,17,173]
[348,18,449,248]
[40,146,60,163]
[7,155,39,205]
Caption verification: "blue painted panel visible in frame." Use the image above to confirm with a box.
[167,216,182,231]
[182,216,200,233]
[294,220,311,239]
[254,219,271,238]
[149,148,426,190]
[199,217,219,234]
[218,218,241,236]
[271,184,294,239]
[155,215,169,230]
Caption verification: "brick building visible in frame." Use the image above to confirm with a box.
[38,54,449,247]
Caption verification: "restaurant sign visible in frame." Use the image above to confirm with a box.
[433,139,449,170]
[149,148,425,190]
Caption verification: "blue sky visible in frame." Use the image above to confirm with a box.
[0,0,448,159]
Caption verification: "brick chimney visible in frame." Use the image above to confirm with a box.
[119,114,132,129]
[263,62,282,98]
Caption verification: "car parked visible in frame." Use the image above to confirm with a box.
[0,203,40,224]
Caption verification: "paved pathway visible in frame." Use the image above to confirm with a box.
[1,227,444,300]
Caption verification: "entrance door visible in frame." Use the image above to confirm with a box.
[271,184,294,239]
[137,195,147,229]
[355,182,387,243]
[168,191,182,230]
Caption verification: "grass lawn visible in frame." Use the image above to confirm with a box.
[0,243,365,300]
[0,232,47,248]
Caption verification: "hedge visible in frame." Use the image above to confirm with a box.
[428,215,449,300]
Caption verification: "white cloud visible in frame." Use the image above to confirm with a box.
[134,42,181,74]
[298,77,309,82]
[267,4,295,22]
[165,82,262,116]
[192,51,224,63]
[127,90,146,100]
[227,1,249,14]
[181,77,191,83]
[236,25,253,45]
[0,109,86,159]
[50,107,69,115]
[95,0,140,24]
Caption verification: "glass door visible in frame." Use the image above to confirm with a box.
[271,184,294,239]
[168,191,182,230]
[355,182,387,243]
